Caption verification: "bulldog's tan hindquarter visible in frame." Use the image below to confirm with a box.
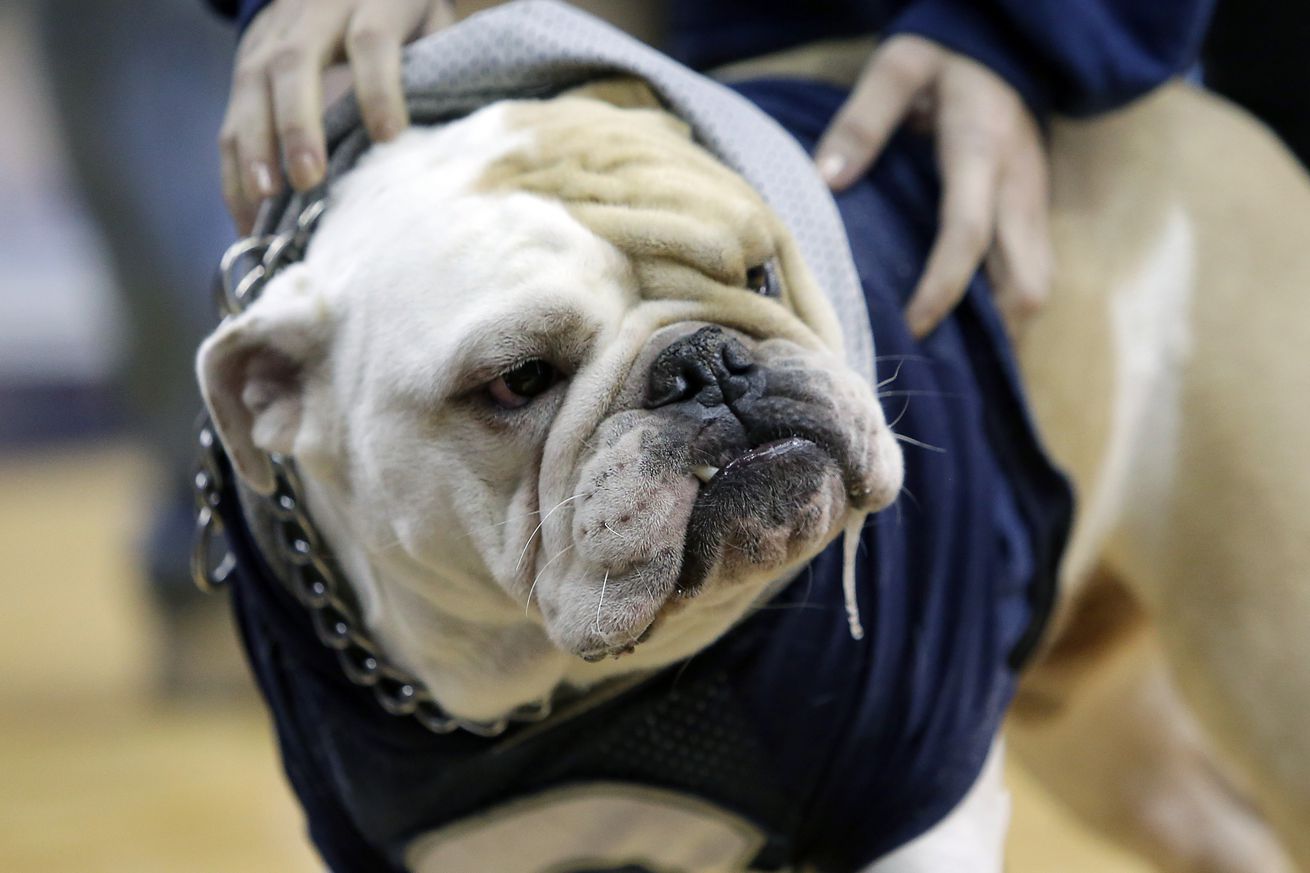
[1012,83,1310,870]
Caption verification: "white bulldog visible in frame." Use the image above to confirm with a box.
[197,73,1310,873]
[201,91,902,719]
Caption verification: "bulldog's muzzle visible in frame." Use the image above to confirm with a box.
[551,322,899,660]
[641,326,851,594]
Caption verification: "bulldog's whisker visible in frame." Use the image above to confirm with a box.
[877,389,963,400]
[594,570,610,634]
[750,567,821,614]
[886,399,911,431]
[491,511,539,529]
[525,544,574,613]
[669,646,709,692]
[898,485,922,511]
[494,493,584,529]
[877,359,906,389]
[894,432,946,453]
[514,493,584,573]
[602,521,635,542]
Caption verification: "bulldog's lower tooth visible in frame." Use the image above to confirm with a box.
[692,465,720,483]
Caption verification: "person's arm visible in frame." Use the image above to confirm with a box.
[815,0,1214,337]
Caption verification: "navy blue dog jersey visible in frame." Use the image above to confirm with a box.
[219,77,1072,873]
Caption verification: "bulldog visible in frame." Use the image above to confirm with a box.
[204,89,902,690]
[195,6,1310,873]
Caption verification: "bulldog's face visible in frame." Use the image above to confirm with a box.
[198,92,903,684]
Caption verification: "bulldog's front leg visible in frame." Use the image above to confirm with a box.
[861,742,1010,873]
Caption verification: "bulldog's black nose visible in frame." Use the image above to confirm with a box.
[646,326,758,408]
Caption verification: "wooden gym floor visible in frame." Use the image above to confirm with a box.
[0,442,1154,872]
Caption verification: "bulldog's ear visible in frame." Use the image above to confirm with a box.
[195,265,330,495]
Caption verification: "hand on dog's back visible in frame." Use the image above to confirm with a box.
[814,35,1051,340]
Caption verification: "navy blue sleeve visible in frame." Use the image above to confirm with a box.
[885,0,1215,117]
[207,0,269,31]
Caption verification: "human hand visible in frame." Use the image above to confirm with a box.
[814,35,1051,338]
[219,0,455,232]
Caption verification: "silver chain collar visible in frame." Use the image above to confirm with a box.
[191,197,551,738]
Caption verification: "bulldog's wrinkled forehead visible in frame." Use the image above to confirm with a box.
[484,96,776,292]
[480,91,844,353]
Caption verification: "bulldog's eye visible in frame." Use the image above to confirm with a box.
[488,359,558,409]
[745,261,780,298]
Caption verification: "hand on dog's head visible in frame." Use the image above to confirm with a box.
[197,82,904,676]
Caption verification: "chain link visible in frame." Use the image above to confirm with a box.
[193,197,550,738]
[191,423,235,593]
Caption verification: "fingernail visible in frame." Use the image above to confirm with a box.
[251,161,277,197]
[817,153,847,184]
[289,148,323,189]
[375,119,402,142]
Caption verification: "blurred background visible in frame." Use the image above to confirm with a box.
[0,1,1304,871]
